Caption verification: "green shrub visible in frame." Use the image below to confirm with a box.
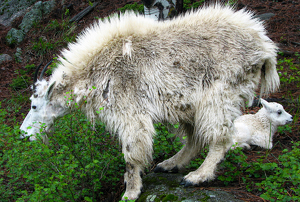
[257,142,300,202]
[277,53,300,89]
[153,123,182,160]
[0,103,125,201]
[24,64,36,72]
[183,0,205,11]
[118,2,144,13]
[10,69,30,90]
[218,147,248,185]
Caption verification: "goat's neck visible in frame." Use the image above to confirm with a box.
[255,109,277,136]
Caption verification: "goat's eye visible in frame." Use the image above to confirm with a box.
[34,94,38,98]
[277,110,282,115]
[32,106,37,109]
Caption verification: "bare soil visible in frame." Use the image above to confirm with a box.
[0,0,299,201]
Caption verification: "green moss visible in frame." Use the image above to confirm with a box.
[161,194,178,202]
[158,176,167,181]
[137,192,151,202]
[199,193,210,202]
[143,176,158,185]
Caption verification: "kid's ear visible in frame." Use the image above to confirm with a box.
[260,98,271,111]
[45,81,56,100]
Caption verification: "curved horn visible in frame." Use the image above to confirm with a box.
[33,62,43,91]
[39,60,53,81]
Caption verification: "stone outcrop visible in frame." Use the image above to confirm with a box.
[2,0,56,45]
[138,173,244,202]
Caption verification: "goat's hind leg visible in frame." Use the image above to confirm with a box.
[180,139,232,187]
[154,123,198,173]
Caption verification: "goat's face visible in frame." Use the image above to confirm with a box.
[261,99,293,126]
[20,80,67,141]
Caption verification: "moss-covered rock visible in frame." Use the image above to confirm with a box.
[138,173,244,202]
[5,0,56,45]
[19,0,56,33]
[6,28,25,45]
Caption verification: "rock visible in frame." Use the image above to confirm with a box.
[0,54,13,64]
[0,0,39,27]
[5,0,56,45]
[15,47,23,63]
[6,28,25,45]
[138,173,244,202]
[255,13,275,21]
[19,0,56,33]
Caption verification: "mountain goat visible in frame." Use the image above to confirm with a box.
[20,4,279,200]
[232,99,293,150]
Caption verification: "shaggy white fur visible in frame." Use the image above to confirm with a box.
[232,99,293,150]
[20,4,280,200]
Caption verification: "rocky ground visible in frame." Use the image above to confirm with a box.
[0,0,299,201]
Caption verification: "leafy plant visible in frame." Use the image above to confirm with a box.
[118,2,144,13]
[10,69,30,90]
[277,125,292,135]
[31,37,55,56]
[29,11,77,57]
[24,64,36,72]
[183,0,205,11]
[218,147,248,185]
[277,53,300,89]
[257,142,300,201]
[153,123,182,160]
[0,95,125,201]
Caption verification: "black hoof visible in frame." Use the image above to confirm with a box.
[180,179,195,187]
[154,166,179,173]
[170,166,179,173]
[154,166,168,173]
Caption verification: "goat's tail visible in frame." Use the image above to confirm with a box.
[260,55,280,97]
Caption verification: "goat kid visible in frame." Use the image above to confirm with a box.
[232,99,293,150]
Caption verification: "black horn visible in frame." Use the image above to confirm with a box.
[39,60,53,81]
[33,62,43,91]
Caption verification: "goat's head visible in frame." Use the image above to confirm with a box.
[20,62,68,142]
[260,99,293,126]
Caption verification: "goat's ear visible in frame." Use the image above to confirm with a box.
[45,81,56,100]
[260,98,271,111]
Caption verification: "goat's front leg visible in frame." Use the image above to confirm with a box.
[120,114,155,200]
[123,162,143,200]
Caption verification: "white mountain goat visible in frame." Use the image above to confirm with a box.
[20,5,280,200]
[232,99,293,150]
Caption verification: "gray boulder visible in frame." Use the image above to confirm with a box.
[15,47,23,63]
[19,0,56,33]
[0,0,38,27]
[138,173,244,202]
[6,28,25,44]
[0,54,13,65]
[5,0,56,45]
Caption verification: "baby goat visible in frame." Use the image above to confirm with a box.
[232,99,293,150]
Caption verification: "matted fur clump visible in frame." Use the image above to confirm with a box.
[20,4,280,200]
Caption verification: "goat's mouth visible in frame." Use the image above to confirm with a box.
[286,119,293,124]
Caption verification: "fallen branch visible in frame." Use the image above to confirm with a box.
[69,2,99,23]
[291,41,300,46]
